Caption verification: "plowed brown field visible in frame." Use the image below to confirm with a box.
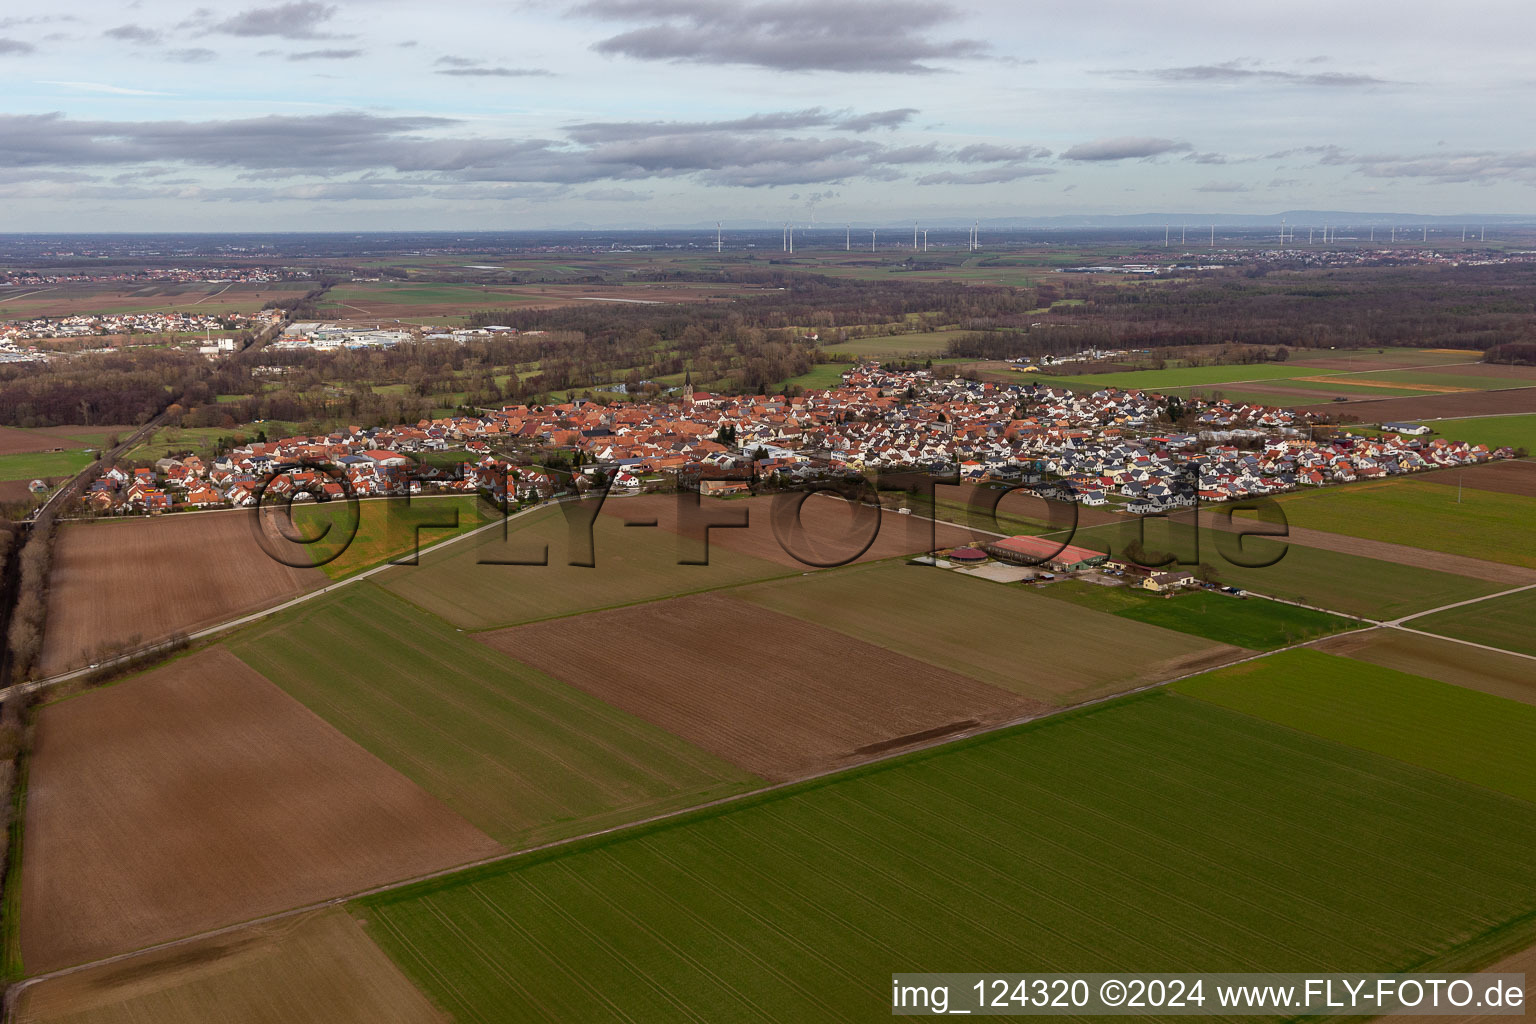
[20,648,503,972]
[600,492,975,568]
[1300,387,1536,419]
[1419,460,1536,498]
[16,909,446,1024]
[38,512,326,676]
[480,592,1046,781]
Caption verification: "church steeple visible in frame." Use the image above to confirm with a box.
[683,368,694,407]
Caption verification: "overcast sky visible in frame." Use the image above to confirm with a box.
[1,0,1534,230]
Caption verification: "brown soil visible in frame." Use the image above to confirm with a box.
[1417,460,1536,497]
[1298,387,1536,420]
[38,511,328,676]
[16,909,447,1024]
[601,492,975,568]
[1432,362,1536,379]
[20,648,503,973]
[479,591,1046,782]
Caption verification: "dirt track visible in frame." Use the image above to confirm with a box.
[38,512,327,676]
[20,648,503,973]
[481,592,1046,781]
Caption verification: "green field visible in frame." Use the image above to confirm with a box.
[119,421,299,462]
[0,450,95,482]
[822,330,976,359]
[780,362,850,391]
[378,504,794,630]
[1412,587,1536,658]
[226,584,757,847]
[1040,581,1356,649]
[359,691,1536,1023]
[1381,414,1536,452]
[735,561,1238,704]
[288,494,503,579]
[1253,478,1536,569]
[1176,648,1536,803]
[1040,516,1506,620]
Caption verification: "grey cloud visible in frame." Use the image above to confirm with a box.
[953,143,1051,163]
[211,2,342,40]
[104,24,162,44]
[916,165,1053,185]
[165,47,217,62]
[434,55,478,67]
[1062,137,1192,161]
[288,48,362,60]
[574,0,987,74]
[435,66,553,77]
[0,108,1050,193]
[1140,61,1387,87]
[578,187,651,201]
[1195,181,1249,192]
[836,108,917,132]
[0,38,36,55]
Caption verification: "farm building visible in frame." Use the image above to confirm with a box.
[1383,422,1432,435]
[984,535,1108,572]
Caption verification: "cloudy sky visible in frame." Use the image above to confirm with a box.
[1,0,1534,230]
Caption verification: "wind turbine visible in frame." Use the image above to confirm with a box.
[1209,224,1215,247]
[1164,225,1170,248]
[871,228,877,252]
[1481,225,1486,242]
[788,223,794,254]
[716,221,722,254]
[846,223,851,251]
[922,229,929,252]
[914,221,919,249]
[1423,225,1428,242]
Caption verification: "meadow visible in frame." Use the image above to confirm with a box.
[1381,413,1536,452]
[288,494,502,579]
[0,450,95,482]
[359,691,1536,1023]
[378,504,795,630]
[1048,515,1508,620]
[735,560,1242,705]
[1175,648,1536,803]
[1412,587,1536,658]
[1039,581,1357,650]
[1252,478,1536,569]
[227,584,758,847]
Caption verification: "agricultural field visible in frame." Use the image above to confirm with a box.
[377,502,797,630]
[1417,460,1536,498]
[821,329,977,359]
[118,421,299,463]
[228,584,758,847]
[286,493,503,579]
[1295,386,1536,420]
[0,450,94,482]
[1412,587,1536,658]
[18,648,502,973]
[601,493,975,570]
[0,281,306,317]
[480,591,1044,781]
[1175,648,1536,803]
[1379,413,1536,452]
[359,691,1536,1023]
[1315,630,1536,708]
[16,909,446,1024]
[38,512,325,677]
[1251,477,1536,570]
[1039,581,1357,649]
[1044,514,1511,620]
[733,560,1242,704]
[779,362,850,391]
[0,426,121,456]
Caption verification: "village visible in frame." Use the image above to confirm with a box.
[77,361,1507,532]
[0,309,277,344]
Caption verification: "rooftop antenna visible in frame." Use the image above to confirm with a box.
[716,221,722,254]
